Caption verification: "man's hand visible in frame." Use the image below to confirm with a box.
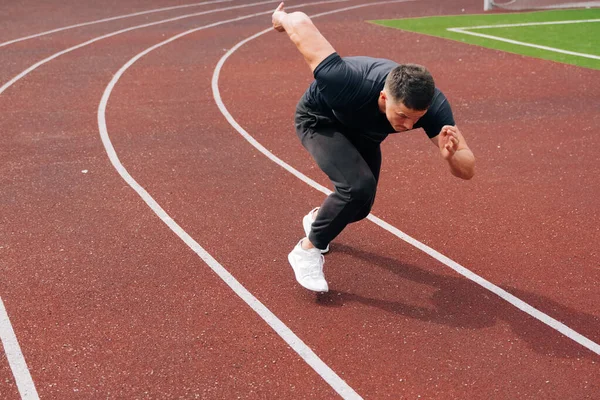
[438,125,461,160]
[272,2,287,32]
[431,125,475,180]
[270,2,336,71]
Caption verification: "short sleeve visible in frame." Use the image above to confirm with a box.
[313,53,365,110]
[416,89,455,139]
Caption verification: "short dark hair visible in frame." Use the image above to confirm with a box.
[384,64,435,111]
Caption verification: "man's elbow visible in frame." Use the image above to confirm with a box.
[461,169,475,180]
[288,11,313,30]
[285,12,314,46]
[455,152,475,180]
[451,169,474,180]
[451,161,475,180]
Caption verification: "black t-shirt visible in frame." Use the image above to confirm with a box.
[300,53,455,143]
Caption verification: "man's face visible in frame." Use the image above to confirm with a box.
[381,91,427,132]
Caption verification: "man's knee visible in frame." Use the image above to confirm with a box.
[352,204,373,222]
[349,176,377,205]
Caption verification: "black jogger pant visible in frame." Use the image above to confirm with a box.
[295,102,381,250]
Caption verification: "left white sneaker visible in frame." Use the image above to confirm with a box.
[302,207,330,254]
[287,240,328,292]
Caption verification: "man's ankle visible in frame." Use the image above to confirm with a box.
[301,238,316,250]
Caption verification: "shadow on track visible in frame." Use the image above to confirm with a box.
[315,243,600,359]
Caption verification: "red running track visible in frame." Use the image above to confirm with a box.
[1,0,599,398]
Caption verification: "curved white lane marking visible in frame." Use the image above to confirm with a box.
[211,4,600,356]
[0,0,283,96]
[0,0,233,48]
[0,297,39,399]
[98,2,363,399]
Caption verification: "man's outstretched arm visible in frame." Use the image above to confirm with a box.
[272,2,336,72]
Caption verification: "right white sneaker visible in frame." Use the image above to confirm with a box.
[288,240,328,292]
[302,207,330,254]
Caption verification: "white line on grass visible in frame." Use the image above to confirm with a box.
[489,1,600,9]
[452,18,600,30]
[211,7,600,356]
[0,297,39,400]
[447,19,600,61]
[97,2,370,399]
[0,0,233,48]
[537,1,600,9]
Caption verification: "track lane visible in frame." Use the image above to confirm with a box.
[206,1,599,397]
[0,0,238,44]
[107,47,599,395]
[218,1,600,320]
[0,1,235,48]
[2,0,598,398]
[211,0,599,355]
[0,1,252,86]
[0,2,359,398]
[100,3,599,399]
[0,0,285,95]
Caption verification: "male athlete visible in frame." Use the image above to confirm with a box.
[272,3,475,292]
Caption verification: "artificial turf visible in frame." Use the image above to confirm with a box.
[371,8,600,70]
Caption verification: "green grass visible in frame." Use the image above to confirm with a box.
[371,9,600,70]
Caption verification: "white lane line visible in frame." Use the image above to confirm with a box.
[98,2,363,399]
[211,6,600,356]
[0,297,39,400]
[0,0,233,48]
[451,18,600,30]
[0,0,283,96]
[447,27,600,60]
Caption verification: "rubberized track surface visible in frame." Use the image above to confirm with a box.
[1,0,599,398]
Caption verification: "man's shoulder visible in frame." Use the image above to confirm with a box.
[429,88,451,114]
[342,56,399,69]
[341,56,399,85]
[342,55,396,63]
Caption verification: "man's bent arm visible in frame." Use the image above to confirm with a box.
[272,2,336,72]
[447,148,475,179]
[431,125,475,180]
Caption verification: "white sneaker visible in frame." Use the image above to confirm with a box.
[288,240,328,292]
[302,207,330,254]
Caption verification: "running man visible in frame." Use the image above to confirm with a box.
[272,3,475,292]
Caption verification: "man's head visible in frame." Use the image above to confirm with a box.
[379,64,435,132]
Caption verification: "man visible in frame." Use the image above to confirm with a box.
[272,3,475,292]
